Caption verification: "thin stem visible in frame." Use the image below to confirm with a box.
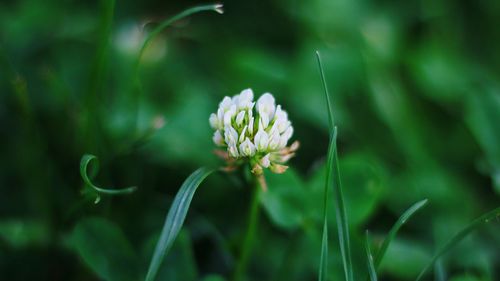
[233,178,261,281]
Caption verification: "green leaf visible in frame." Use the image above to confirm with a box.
[71,217,138,281]
[80,154,137,203]
[202,275,227,281]
[260,168,305,230]
[0,219,49,248]
[316,50,354,281]
[466,90,500,193]
[308,153,386,228]
[365,231,378,281]
[374,199,428,268]
[416,206,500,281]
[145,167,214,281]
[379,238,431,279]
[142,230,198,281]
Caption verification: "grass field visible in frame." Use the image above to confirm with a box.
[1,0,499,280]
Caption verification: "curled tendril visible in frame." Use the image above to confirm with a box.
[80,154,137,203]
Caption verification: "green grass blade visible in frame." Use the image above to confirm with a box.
[332,136,353,281]
[316,51,353,281]
[374,199,428,268]
[145,167,214,281]
[365,231,378,281]
[318,218,329,281]
[416,206,500,281]
[315,51,335,132]
[318,129,338,281]
[80,154,137,203]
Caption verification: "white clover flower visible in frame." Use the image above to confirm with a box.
[209,89,299,177]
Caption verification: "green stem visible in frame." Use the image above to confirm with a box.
[233,179,261,281]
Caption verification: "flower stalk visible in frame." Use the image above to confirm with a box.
[232,176,262,281]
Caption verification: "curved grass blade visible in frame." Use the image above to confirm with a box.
[80,154,137,203]
[145,167,214,281]
[416,206,500,281]
[132,3,223,131]
[316,51,353,281]
[365,231,378,281]
[373,199,428,269]
[136,3,223,65]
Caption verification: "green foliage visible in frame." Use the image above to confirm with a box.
[316,51,353,281]
[71,218,139,281]
[260,169,305,230]
[373,199,428,269]
[145,168,214,281]
[416,206,500,281]
[1,0,500,280]
[379,238,431,279]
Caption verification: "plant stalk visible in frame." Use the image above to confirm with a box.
[233,178,261,281]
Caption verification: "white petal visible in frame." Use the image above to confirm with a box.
[240,88,254,101]
[283,126,293,140]
[239,125,248,143]
[278,120,290,134]
[236,111,246,126]
[256,93,276,121]
[224,125,238,146]
[268,131,281,150]
[220,96,233,111]
[260,114,270,129]
[239,137,256,156]
[217,108,224,124]
[213,130,224,146]
[248,117,254,135]
[209,113,219,129]
[238,89,254,109]
[278,126,293,149]
[254,129,269,151]
[274,105,288,121]
[228,145,239,157]
[223,105,236,125]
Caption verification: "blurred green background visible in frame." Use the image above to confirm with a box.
[1,0,499,280]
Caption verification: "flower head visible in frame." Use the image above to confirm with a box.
[210,89,299,176]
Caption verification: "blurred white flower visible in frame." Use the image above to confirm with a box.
[114,22,166,63]
[209,89,299,176]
